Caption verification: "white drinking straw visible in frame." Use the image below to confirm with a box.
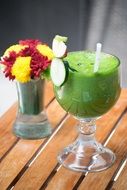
[94,43,102,73]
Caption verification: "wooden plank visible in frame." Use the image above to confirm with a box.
[119,88,127,100]
[44,97,127,190]
[46,167,82,190]
[0,103,17,158]
[0,81,54,159]
[0,103,17,127]
[112,163,127,190]
[78,112,127,190]
[0,98,66,190]
[0,104,18,161]
[13,117,77,190]
[43,81,54,106]
[13,92,127,190]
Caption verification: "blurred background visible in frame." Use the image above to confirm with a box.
[0,0,127,115]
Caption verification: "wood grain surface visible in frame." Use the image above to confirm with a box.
[0,88,127,190]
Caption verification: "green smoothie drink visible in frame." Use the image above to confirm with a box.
[50,36,121,173]
[54,51,120,118]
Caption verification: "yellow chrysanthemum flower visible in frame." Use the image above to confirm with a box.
[11,57,31,83]
[4,45,27,56]
[37,44,54,60]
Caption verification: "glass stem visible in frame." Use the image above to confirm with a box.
[58,118,116,172]
[78,119,96,141]
[78,119,96,136]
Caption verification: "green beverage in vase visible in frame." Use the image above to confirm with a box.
[50,36,121,172]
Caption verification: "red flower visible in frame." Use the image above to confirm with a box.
[3,51,17,64]
[30,51,51,78]
[19,46,35,57]
[19,39,42,47]
[2,51,17,80]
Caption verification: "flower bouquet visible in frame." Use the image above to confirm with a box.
[0,39,54,139]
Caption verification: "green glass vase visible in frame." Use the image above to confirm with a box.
[13,79,52,139]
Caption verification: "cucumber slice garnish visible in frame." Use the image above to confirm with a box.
[52,36,67,58]
[50,58,68,86]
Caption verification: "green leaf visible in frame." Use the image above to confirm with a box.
[41,67,51,80]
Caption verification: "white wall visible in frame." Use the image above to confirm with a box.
[0,73,17,116]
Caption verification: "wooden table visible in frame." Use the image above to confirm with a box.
[0,82,127,190]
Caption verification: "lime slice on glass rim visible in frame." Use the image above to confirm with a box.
[54,35,68,43]
[50,58,68,87]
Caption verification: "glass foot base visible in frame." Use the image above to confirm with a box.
[13,112,52,139]
[58,135,116,172]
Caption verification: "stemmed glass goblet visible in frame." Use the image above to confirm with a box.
[53,51,121,172]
